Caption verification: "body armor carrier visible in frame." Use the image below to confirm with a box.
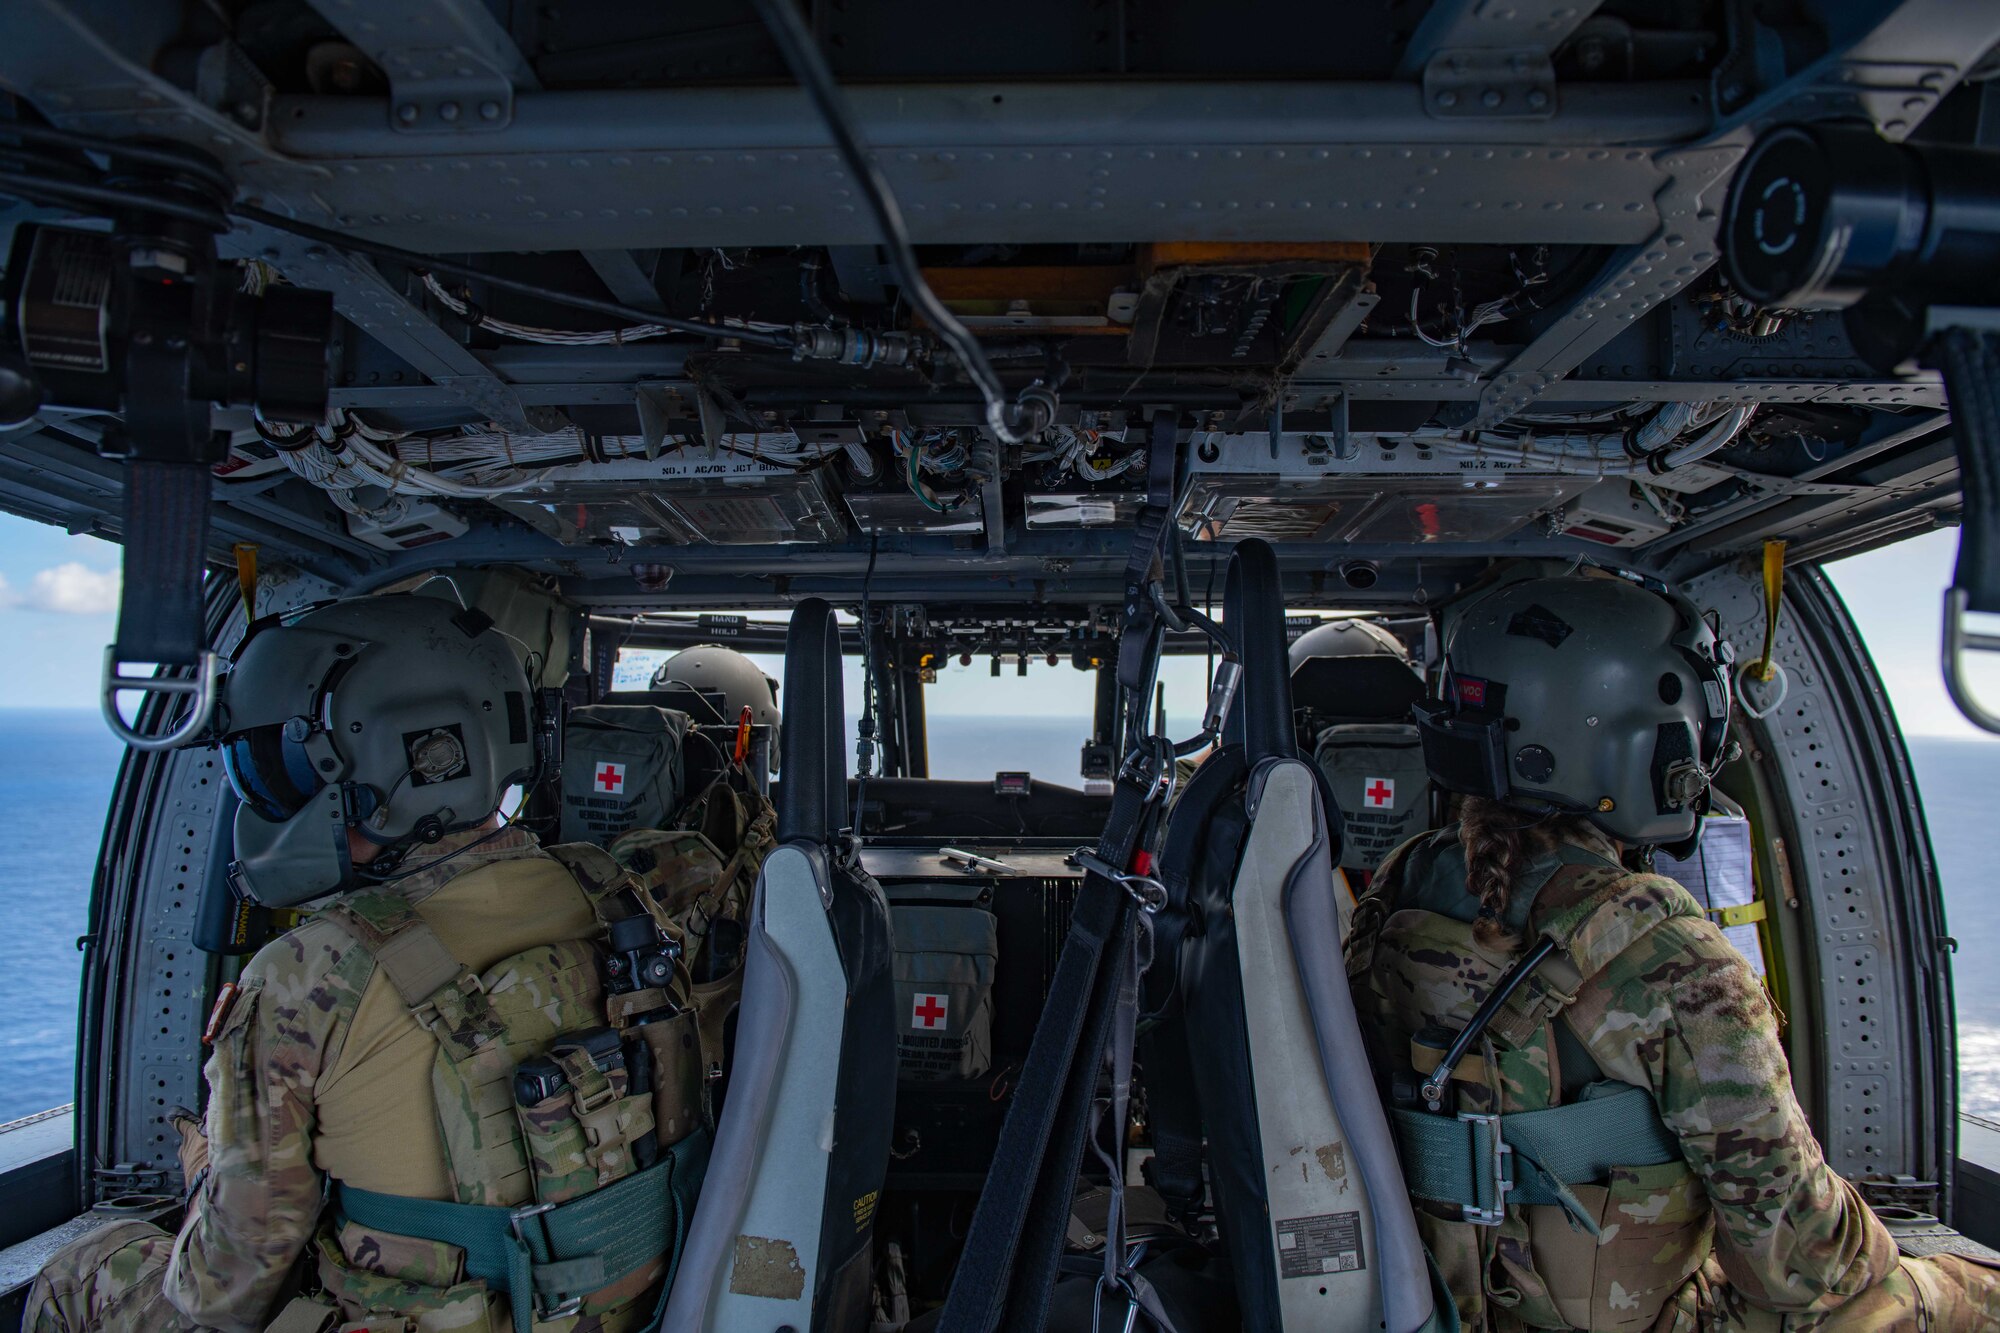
[1347,829,1709,1332]
[315,841,709,1333]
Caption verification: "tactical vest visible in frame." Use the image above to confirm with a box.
[610,779,775,1099]
[1346,829,1712,1332]
[312,841,709,1333]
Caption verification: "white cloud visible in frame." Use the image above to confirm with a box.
[19,561,120,615]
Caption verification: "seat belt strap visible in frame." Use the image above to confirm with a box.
[940,416,1180,1333]
[336,1127,709,1333]
[1136,1020,1204,1221]
[1390,1084,1681,1233]
[113,458,213,668]
[942,782,1151,1332]
[1089,911,1180,1333]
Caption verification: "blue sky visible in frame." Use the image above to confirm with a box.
[0,509,1990,742]
[0,517,123,708]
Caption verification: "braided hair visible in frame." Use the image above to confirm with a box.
[1456,796,1593,948]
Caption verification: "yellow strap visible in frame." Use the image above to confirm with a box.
[1710,901,1768,928]
[232,543,259,623]
[1755,539,1786,682]
[1410,1040,1489,1086]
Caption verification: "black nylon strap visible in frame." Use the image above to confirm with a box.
[1934,329,2000,613]
[939,415,1181,1333]
[1137,1020,1205,1220]
[1136,746,1248,1220]
[112,459,213,667]
[939,761,1151,1333]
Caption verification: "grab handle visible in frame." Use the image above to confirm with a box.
[101,647,222,750]
[1942,587,2000,735]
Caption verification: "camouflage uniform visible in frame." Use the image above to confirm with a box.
[27,826,672,1333]
[1348,823,2000,1332]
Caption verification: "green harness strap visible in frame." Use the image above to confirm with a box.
[1391,1083,1680,1236]
[335,1126,711,1333]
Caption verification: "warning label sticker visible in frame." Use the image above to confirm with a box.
[1275,1211,1364,1279]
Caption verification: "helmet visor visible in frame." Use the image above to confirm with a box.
[221,724,325,823]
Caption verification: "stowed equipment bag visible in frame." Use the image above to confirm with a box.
[1311,722,1432,874]
[611,779,776,1097]
[320,842,709,1333]
[891,904,998,1081]
[560,705,692,845]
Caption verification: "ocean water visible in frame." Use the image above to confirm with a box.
[2,711,1999,1124]
[0,711,124,1124]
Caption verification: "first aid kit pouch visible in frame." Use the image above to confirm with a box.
[1313,722,1433,872]
[561,705,691,845]
[891,904,998,1082]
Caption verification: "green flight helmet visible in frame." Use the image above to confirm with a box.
[651,643,780,759]
[216,594,538,906]
[1412,573,1735,850]
[1288,619,1424,725]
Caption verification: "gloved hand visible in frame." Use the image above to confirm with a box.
[169,1106,208,1189]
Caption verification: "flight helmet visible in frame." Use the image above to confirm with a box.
[652,644,780,752]
[216,594,538,906]
[1287,619,1424,725]
[1411,573,1734,849]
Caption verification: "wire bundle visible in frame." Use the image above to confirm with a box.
[420,274,789,345]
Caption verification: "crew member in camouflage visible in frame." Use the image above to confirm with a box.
[1350,817,2000,1331]
[27,594,708,1333]
[1352,569,2000,1329]
[27,825,673,1333]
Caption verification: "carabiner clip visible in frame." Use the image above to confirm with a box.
[1092,1273,1142,1333]
[1072,847,1169,914]
[1117,736,1175,806]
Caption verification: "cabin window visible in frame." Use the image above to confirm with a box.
[1831,528,2000,1121]
[0,512,126,1125]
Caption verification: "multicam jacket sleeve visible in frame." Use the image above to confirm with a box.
[164,921,372,1333]
[1560,898,1900,1316]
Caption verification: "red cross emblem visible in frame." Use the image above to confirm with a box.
[1364,777,1395,809]
[595,762,626,794]
[912,993,948,1029]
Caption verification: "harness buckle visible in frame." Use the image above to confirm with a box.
[508,1199,586,1320]
[538,1295,585,1322]
[1457,1112,1513,1226]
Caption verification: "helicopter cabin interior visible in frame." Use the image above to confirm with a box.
[0,0,1997,1329]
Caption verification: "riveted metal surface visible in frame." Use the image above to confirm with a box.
[238,79,1713,250]
[1397,0,1606,73]
[1472,144,1743,426]
[1666,297,1878,384]
[305,0,535,134]
[112,747,216,1192]
[237,128,1685,252]
[1467,0,2000,429]
[1691,564,1923,1180]
[1421,49,1559,120]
